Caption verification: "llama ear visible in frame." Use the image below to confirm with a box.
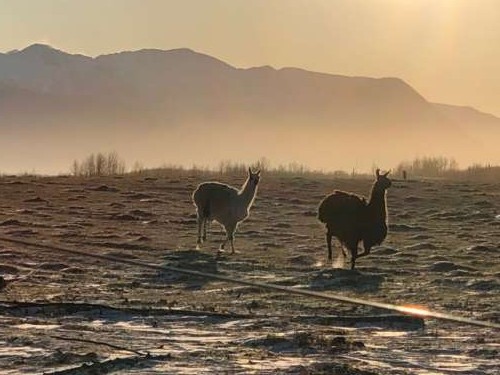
[376,168,380,177]
[383,170,391,177]
[256,170,261,176]
[248,167,252,175]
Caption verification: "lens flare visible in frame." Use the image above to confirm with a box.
[397,304,432,317]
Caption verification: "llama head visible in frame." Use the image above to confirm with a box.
[248,167,261,186]
[375,169,392,190]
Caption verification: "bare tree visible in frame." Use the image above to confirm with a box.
[70,152,126,177]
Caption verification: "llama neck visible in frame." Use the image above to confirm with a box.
[368,186,387,222]
[238,179,258,208]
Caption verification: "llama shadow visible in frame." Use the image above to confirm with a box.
[308,268,384,293]
[156,249,220,290]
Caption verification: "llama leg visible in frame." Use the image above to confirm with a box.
[340,244,348,257]
[219,236,227,251]
[349,243,358,270]
[219,224,231,251]
[326,230,333,262]
[225,223,236,254]
[219,234,235,253]
[202,218,209,241]
[200,202,210,244]
[229,233,235,254]
[350,251,357,269]
[196,213,204,248]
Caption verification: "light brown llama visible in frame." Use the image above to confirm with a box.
[192,168,261,253]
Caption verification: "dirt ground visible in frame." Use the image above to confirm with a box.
[0,172,498,374]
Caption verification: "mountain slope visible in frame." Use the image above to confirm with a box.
[0,44,442,125]
[0,44,498,173]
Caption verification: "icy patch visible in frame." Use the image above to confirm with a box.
[15,323,60,330]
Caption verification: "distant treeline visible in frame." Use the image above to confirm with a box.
[129,157,353,179]
[70,153,500,182]
[395,156,500,182]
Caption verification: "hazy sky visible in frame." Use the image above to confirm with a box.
[1,0,499,116]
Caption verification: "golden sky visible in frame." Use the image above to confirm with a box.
[1,0,499,116]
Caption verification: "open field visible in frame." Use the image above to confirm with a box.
[0,172,498,374]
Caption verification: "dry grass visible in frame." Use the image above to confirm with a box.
[0,172,498,373]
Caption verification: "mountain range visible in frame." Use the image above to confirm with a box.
[1,44,498,174]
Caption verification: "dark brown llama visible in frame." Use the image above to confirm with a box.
[317,169,392,269]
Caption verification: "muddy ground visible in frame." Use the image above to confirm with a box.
[0,172,498,374]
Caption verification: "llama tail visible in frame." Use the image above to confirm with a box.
[193,191,211,219]
[200,201,210,218]
[317,200,329,223]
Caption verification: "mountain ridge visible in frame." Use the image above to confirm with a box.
[2,43,498,118]
[0,44,498,173]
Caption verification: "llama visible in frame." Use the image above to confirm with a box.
[192,168,261,253]
[317,169,391,269]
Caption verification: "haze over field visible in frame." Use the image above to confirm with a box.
[0,1,499,174]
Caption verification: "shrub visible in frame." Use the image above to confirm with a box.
[71,152,126,177]
[395,156,458,178]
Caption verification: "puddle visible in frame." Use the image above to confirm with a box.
[372,330,409,338]
[0,345,48,356]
